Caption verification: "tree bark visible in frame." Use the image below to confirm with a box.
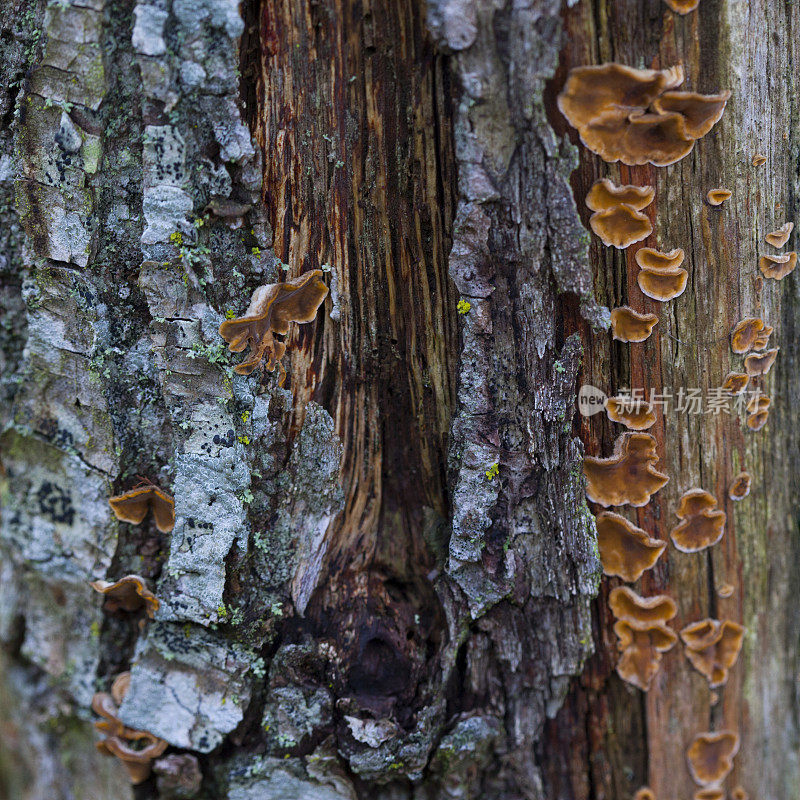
[0,0,798,799]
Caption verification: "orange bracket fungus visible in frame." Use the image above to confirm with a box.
[605,395,657,430]
[586,178,655,212]
[746,409,769,432]
[680,618,745,687]
[584,433,669,507]
[765,222,793,248]
[637,264,689,302]
[686,731,740,786]
[731,787,749,800]
[752,154,767,166]
[610,307,658,342]
[635,247,685,271]
[706,189,731,206]
[609,587,678,691]
[93,672,168,784]
[109,483,175,533]
[90,575,160,619]
[717,583,735,598]
[595,511,666,581]
[694,790,724,800]
[557,63,728,166]
[744,347,778,377]
[759,251,797,280]
[730,317,765,354]
[664,0,700,14]
[590,205,653,249]
[219,269,329,378]
[721,372,749,395]
[746,394,770,414]
[753,323,773,350]
[670,489,726,553]
[728,471,752,501]
[633,789,656,800]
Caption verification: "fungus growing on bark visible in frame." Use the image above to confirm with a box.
[717,583,735,598]
[680,619,745,687]
[686,731,740,786]
[746,410,769,432]
[584,433,669,507]
[752,154,767,166]
[752,324,773,351]
[585,178,655,211]
[108,484,175,533]
[694,790,724,800]
[721,372,749,395]
[729,472,751,501]
[731,787,749,800]
[670,489,726,553]
[759,252,797,280]
[765,222,793,248]
[90,575,159,619]
[746,394,770,414]
[633,789,655,800]
[610,307,659,342]
[706,189,731,206]
[614,620,678,691]
[744,348,778,376]
[605,396,657,430]
[635,247,685,271]
[730,318,765,354]
[609,586,677,626]
[219,269,329,378]
[637,266,689,301]
[595,511,666,581]
[557,64,727,166]
[664,0,700,14]
[590,205,653,248]
[93,672,168,784]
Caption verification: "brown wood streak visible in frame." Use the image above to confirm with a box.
[546,1,800,799]
[247,0,457,710]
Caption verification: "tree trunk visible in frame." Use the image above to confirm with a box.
[0,0,797,799]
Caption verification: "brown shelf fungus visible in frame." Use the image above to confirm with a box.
[664,0,700,14]
[590,204,653,249]
[730,317,765,354]
[635,247,685,271]
[610,307,659,342]
[609,586,677,627]
[633,789,656,800]
[731,787,749,800]
[595,511,666,582]
[746,393,770,414]
[744,347,779,377]
[686,731,740,786]
[717,583,735,598]
[746,410,769,432]
[605,396,657,430]
[557,63,727,166]
[694,790,724,800]
[670,489,726,553]
[729,471,752,501]
[765,222,793,248]
[753,323,774,351]
[752,154,767,166]
[585,178,655,212]
[706,189,731,206]
[680,618,745,687]
[637,265,689,301]
[759,251,797,280]
[219,269,329,378]
[721,372,749,395]
[584,432,669,507]
[93,672,168,784]
[614,620,678,691]
[108,484,175,534]
[90,575,159,619]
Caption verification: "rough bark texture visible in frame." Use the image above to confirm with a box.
[0,0,798,799]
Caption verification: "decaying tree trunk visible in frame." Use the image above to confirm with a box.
[0,0,798,798]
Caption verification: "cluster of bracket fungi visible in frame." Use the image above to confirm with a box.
[86,272,328,781]
[561,35,767,798]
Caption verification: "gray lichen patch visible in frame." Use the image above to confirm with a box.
[118,621,253,752]
[223,756,356,800]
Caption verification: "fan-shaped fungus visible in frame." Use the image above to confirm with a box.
[596,512,666,581]
[752,154,767,166]
[694,790,724,800]
[610,307,659,342]
[765,222,793,248]
[752,324,774,351]
[637,267,689,301]
[93,672,168,783]
[219,269,329,378]
[706,189,731,206]
[614,620,677,691]
[746,410,769,431]
[109,484,175,534]
[759,252,797,280]
[729,472,751,501]
[635,247,685,271]
[584,433,669,507]
[590,205,653,249]
[90,575,159,619]
[634,789,655,800]
[721,373,749,395]
[664,0,700,14]
[744,348,778,377]
[557,63,727,166]
[680,619,745,687]
[731,787,749,800]
[605,396,656,430]
[717,583,735,598]
[746,394,770,414]
[686,731,740,786]
[609,586,677,626]
[731,318,765,354]
[670,489,726,553]
[586,178,655,212]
